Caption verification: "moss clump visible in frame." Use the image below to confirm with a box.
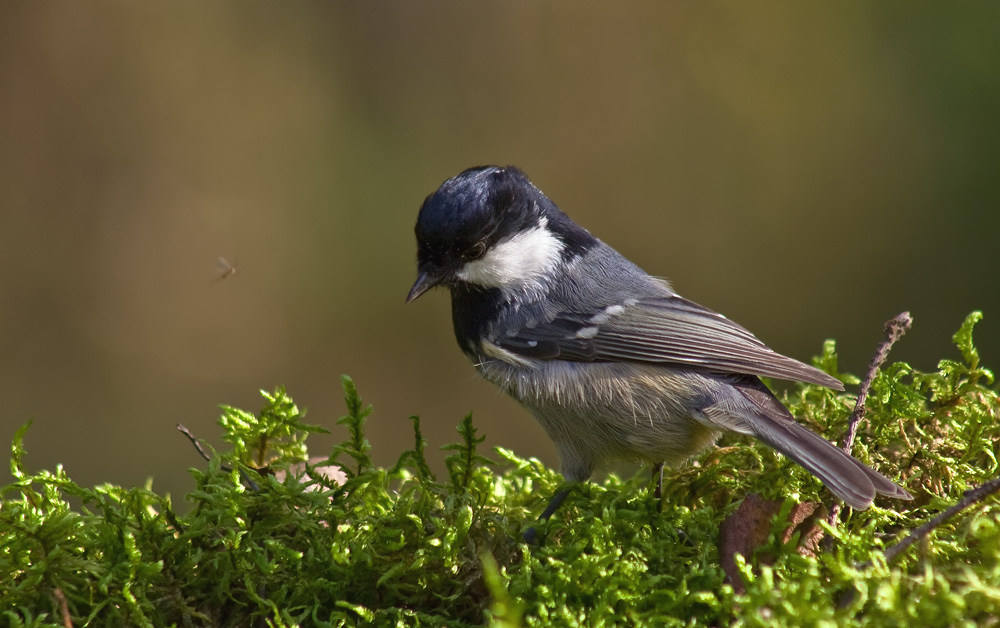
[1,313,998,627]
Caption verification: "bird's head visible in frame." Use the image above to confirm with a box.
[407,165,595,302]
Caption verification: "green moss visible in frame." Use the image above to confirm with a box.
[2,313,998,627]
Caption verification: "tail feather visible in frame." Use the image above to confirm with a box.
[752,417,911,509]
[727,378,912,510]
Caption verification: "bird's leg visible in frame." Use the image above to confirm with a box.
[539,486,573,520]
[652,462,664,499]
[523,485,574,544]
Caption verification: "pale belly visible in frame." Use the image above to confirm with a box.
[476,358,723,481]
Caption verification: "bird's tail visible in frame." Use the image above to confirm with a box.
[730,379,912,510]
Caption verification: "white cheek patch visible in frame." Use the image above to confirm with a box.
[457,218,565,291]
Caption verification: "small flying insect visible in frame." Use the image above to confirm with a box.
[213,256,238,282]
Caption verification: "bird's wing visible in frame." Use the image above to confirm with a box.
[494,294,844,390]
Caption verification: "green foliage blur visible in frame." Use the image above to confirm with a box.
[2,314,998,627]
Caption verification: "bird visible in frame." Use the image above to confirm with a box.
[406,165,911,529]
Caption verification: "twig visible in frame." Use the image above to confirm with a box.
[53,587,73,628]
[876,476,1000,567]
[827,312,912,531]
[176,423,260,491]
[841,312,913,455]
[177,423,213,462]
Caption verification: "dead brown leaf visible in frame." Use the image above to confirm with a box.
[719,494,827,593]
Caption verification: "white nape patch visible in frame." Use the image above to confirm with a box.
[575,326,599,339]
[589,304,626,325]
[456,217,564,293]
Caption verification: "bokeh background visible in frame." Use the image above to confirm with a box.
[2,3,998,504]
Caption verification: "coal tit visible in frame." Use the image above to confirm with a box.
[407,165,911,524]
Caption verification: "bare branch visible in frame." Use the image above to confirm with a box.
[828,312,912,531]
[53,587,73,628]
[177,423,263,492]
[842,312,913,455]
[176,423,213,462]
[879,476,1000,566]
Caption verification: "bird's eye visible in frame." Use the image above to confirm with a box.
[464,242,487,261]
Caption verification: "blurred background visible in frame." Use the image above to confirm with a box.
[2,3,998,504]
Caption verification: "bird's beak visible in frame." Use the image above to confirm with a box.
[406,270,442,303]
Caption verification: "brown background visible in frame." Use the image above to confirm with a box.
[2,3,998,504]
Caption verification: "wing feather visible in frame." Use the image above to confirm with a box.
[495,295,844,390]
